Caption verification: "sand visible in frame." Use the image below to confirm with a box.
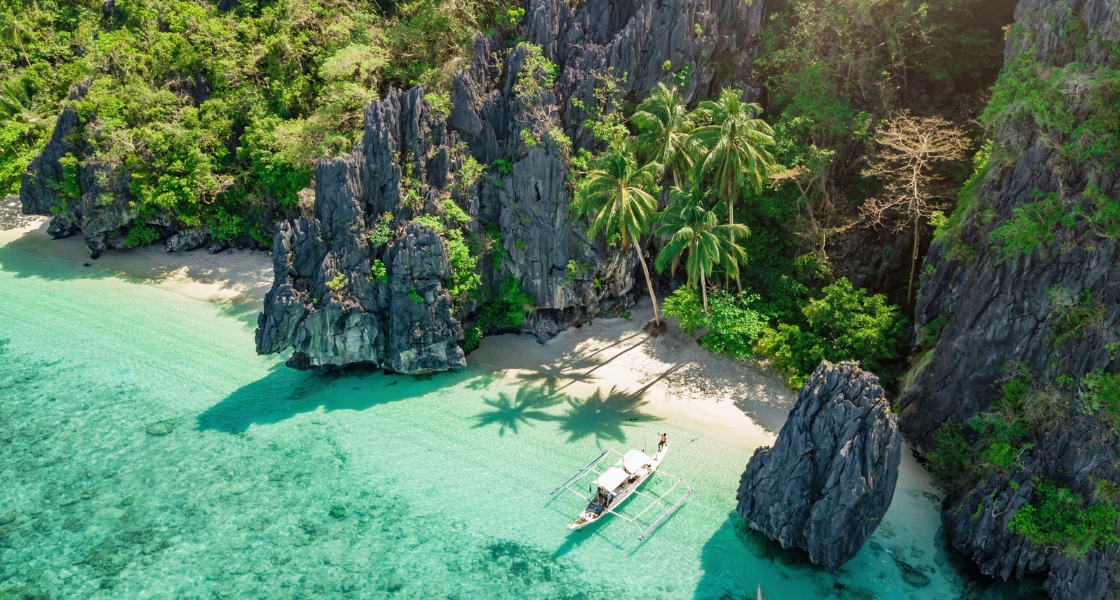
[0,196,273,312]
[2,195,793,447]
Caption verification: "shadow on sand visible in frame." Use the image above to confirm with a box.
[0,220,268,326]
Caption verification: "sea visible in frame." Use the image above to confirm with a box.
[0,230,1046,599]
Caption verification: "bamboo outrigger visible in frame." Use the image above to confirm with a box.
[550,443,693,540]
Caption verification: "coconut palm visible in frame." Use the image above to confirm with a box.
[0,12,33,67]
[689,88,775,290]
[655,178,749,311]
[0,79,47,130]
[575,140,663,324]
[631,83,695,186]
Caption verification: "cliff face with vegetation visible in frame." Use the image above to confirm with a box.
[255,0,765,370]
[899,0,1120,597]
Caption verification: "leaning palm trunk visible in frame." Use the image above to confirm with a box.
[700,265,708,312]
[635,244,661,323]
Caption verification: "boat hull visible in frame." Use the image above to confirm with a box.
[566,446,667,530]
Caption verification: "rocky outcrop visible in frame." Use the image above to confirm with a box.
[256,0,767,370]
[898,1,1120,597]
[736,361,902,573]
[166,228,210,253]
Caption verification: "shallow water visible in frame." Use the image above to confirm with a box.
[0,236,1046,599]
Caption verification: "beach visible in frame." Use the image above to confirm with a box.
[2,195,793,449]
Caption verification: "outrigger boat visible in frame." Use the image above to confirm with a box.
[550,443,693,540]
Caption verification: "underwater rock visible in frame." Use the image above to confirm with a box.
[145,420,174,436]
[735,361,902,573]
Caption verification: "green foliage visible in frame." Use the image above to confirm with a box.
[326,271,348,294]
[935,140,991,251]
[662,287,768,358]
[755,278,906,388]
[408,287,424,303]
[458,156,484,188]
[926,423,976,490]
[491,157,513,174]
[471,276,534,345]
[484,224,505,269]
[1046,286,1105,347]
[370,258,388,283]
[49,152,82,206]
[1081,185,1120,240]
[124,223,160,248]
[445,228,480,301]
[1081,369,1120,428]
[0,0,507,247]
[1009,477,1120,558]
[368,212,395,248]
[562,259,591,285]
[982,51,1120,167]
[989,191,1075,262]
[461,325,483,353]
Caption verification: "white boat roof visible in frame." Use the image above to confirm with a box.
[596,467,628,491]
[622,449,651,472]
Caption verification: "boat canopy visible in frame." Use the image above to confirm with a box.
[622,450,650,472]
[596,467,629,492]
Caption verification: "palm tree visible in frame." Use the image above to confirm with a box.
[689,88,775,291]
[655,178,749,311]
[0,79,47,130]
[575,140,663,324]
[631,83,694,187]
[0,12,33,67]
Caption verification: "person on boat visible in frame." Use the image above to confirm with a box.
[658,433,667,452]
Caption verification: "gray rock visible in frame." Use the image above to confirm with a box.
[897,2,1120,597]
[145,420,174,436]
[736,361,902,573]
[166,228,211,252]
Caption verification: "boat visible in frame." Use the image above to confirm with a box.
[550,443,693,540]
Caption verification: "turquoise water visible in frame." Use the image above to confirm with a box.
[0,234,1045,599]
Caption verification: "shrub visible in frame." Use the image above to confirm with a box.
[926,423,977,490]
[1009,477,1120,558]
[408,287,424,303]
[1046,287,1105,347]
[368,212,395,248]
[990,191,1075,262]
[370,259,388,284]
[755,278,906,388]
[326,272,348,294]
[662,288,768,359]
[124,223,160,248]
[1081,369,1120,427]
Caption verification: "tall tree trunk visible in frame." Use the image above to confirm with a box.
[908,212,920,306]
[728,184,742,293]
[700,265,708,312]
[636,245,661,324]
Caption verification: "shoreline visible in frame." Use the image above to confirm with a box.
[1,196,273,310]
[2,196,793,445]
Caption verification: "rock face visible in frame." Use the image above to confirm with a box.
[736,361,902,573]
[897,1,1120,597]
[255,0,766,370]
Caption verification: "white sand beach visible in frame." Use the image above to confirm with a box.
[2,195,793,448]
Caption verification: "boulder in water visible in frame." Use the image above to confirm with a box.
[145,419,175,436]
[735,361,902,572]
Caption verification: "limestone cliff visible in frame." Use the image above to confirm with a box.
[255,0,766,370]
[898,1,1120,597]
[736,361,902,573]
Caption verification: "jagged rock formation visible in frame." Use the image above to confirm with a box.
[736,361,902,573]
[898,1,1120,597]
[255,0,766,370]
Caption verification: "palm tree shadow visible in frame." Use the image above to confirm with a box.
[512,359,598,395]
[471,386,562,436]
[555,385,663,444]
